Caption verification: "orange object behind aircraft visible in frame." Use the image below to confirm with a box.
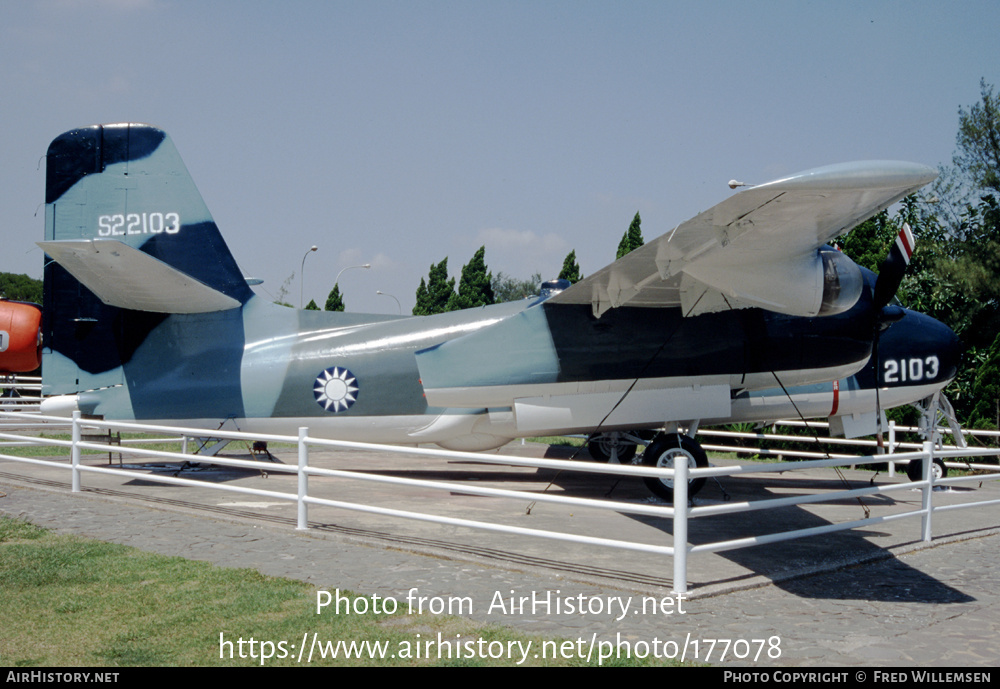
[0,301,42,373]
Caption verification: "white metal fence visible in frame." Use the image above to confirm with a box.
[699,420,1000,477]
[1,409,998,593]
[0,375,41,412]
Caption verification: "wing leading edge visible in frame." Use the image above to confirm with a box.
[548,160,937,318]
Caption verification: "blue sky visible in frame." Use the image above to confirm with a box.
[2,1,998,313]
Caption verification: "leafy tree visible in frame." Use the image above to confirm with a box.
[968,332,1000,429]
[325,284,345,312]
[616,212,644,259]
[274,273,295,308]
[928,196,1000,348]
[933,79,1000,227]
[305,299,319,311]
[413,258,455,315]
[837,211,896,273]
[954,79,1000,197]
[0,273,43,304]
[413,279,429,314]
[904,84,1000,428]
[447,246,495,311]
[492,271,542,302]
[558,250,582,284]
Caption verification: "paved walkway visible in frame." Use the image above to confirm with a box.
[1,441,999,667]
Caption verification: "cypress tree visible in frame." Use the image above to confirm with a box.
[616,212,645,259]
[324,284,345,312]
[558,250,582,284]
[447,246,495,311]
[413,258,455,315]
[413,278,430,315]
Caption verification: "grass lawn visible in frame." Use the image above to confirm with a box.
[0,517,671,667]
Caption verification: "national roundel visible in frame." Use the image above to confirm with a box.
[313,367,359,413]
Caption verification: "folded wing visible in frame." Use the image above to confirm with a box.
[547,161,937,318]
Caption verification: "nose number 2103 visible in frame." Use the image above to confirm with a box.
[883,355,939,384]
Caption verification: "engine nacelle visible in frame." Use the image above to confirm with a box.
[683,247,864,317]
[817,249,864,316]
[0,301,42,373]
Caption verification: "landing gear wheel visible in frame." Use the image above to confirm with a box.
[587,432,638,463]
[906,457,947,482]
[641,434,708,502]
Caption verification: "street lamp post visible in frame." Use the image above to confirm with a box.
[376,290,401,315]
[336,263,372,285]
[300,245,318,308]
[333,264,372,310]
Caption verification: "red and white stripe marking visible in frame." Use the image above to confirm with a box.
[895,223,915,264]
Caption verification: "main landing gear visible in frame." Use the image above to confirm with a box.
[640,433,709,502]
[586,431,651,463]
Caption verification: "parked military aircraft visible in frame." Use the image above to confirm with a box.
[0,300,41,373]
[32,124,959,499]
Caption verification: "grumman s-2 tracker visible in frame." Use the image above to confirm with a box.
[5,123,960,500]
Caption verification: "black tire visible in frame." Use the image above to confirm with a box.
[641,434,708,501]
[906,457,948,482]
[587,432,638,463]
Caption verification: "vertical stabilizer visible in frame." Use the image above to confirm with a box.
[42,124,251,403]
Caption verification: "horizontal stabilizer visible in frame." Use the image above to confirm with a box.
[39,239,241,313]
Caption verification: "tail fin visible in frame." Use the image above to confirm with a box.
[41,123,252,395]
[43,123,251,308]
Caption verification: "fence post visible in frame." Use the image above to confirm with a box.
[297,427,309,530]
[887,421,896,476]
[71,411,81,493]
[921,440,934,542]
[672,458,688,594]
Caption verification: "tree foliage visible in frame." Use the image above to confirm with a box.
[831,84,1000,428]
[953,78,1000,197]
[926,196,1000,347]
[324,284,345,312]
[968,332,1000,429]
[305,299,319,311]
[616,212,644,259]
[842,82,1000,429]
[837,211,896,274]
[558,250,582,284]
[0,273,43,304]
[492,271,541,302]
[447,246,495,311]
[922,85,1000,427]
[412,258,455,315]
[273,273,295,308]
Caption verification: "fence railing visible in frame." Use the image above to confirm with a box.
[0,375,41,412]
[698,420,1000,477]
[1,410,998,593]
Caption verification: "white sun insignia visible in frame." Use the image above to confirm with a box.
[313,367,359,413]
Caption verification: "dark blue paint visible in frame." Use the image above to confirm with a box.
[45,124,165,204]
[140,222,252,304]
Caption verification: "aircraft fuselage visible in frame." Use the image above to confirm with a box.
[42,269,958,451]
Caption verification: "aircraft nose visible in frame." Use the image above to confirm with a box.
[879,309,961,385]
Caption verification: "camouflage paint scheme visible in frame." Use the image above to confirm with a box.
[39,124,959,451]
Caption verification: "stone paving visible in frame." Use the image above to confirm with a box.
[1,441,998,667]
